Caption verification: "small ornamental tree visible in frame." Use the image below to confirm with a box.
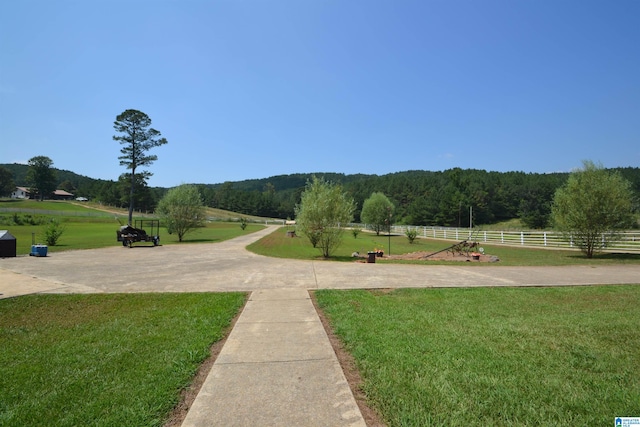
[113,109,167,225]
[156,184,205,242]
[361,192,395,235]
[295,176,355,258]
[551,160,635,258]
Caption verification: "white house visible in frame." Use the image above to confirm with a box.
[11,187,30,199]
[10,187,74,200]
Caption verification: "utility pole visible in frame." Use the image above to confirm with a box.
[387,206,392,256]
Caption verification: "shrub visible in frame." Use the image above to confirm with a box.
[43,219,66,246]
[405,227,418,244]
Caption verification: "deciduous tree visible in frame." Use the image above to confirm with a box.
[156,184,205,242]
[551,160,635,258]
[26,156,57,201]
[113,109,167,225]
[361,192,394,235]
[295,176,355,258]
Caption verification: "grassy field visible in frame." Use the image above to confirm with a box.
[0,292,246,427]
[0,199,279,221]
[0,200,265,255]
[4,221,265,255]
[0,199,113,213]
[315,286,640,426]
[247,226,640,266]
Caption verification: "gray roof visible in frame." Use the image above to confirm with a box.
[0,230,16,240]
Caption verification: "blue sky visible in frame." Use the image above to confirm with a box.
[1,0,639,188]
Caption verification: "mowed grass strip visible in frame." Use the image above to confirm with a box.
[248,226,640,265]
[315,286,640,426]
[0,199,108,213]
[6,220,264,255]
[0,292,246,427]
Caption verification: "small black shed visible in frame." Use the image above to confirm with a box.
[0,230,17,257]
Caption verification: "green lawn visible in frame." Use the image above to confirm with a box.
[247,226,640,266]
[315,286,640,426]
[0,199,266,255]
[0,293,246,427]
[247,226,447,261]
[3,219,264,255]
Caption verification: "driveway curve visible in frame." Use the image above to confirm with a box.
[1,225,639,299]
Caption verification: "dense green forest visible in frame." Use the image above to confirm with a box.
[2,163,639,228]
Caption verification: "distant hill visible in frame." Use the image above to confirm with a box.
[204,172,376,192]
[1,163,108,189]
[2,163,638,227]
[5,162,638,198]
[1,164,367,192]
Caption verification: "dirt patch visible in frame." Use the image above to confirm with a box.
[352,251,498,262]
[386,250,499,262]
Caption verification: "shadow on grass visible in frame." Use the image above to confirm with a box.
[563,252,640,262]
[593,252,640,261]
[172,238,223,244]
[318,255,365,263]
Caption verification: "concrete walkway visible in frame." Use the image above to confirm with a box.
[181,288,365,427]
[1,225,640,426]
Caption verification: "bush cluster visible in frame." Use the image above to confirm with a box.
[0,213,48,226]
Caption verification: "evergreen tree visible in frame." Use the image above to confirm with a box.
[113,109,167,225]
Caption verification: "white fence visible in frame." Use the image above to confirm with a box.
[385,225,640,254]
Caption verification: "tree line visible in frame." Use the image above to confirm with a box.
[2,164,639,229]
[198,167,640,229]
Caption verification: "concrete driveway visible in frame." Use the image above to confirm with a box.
[1,225,639,299]
[2,226,639,427]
